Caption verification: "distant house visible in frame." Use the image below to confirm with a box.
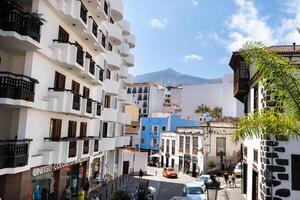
[161,121,241,176]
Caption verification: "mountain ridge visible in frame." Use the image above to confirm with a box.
[134,68,222,86]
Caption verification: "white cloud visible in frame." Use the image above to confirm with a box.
[191,0,199,5]
[225,0,276,52]
[184,54,203,62]
[149,18,168,29]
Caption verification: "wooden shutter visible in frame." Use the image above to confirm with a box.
[68,121,77,138]
[80,122,87,137]
[54,72,66,91]
[71,81,80,94]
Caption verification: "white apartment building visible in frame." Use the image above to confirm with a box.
[127,82,166,117]
[0,0,135,199]
[160,122,241,176]
[229,45,300,200]
[180,75,244,119]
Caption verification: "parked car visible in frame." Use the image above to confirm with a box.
[169,197,192,200]
[194,174,211,188]
[183,183,206,200]
[234,162,242,177]
[163,167,178,178]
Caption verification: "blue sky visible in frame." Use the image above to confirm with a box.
[123,0,300,78]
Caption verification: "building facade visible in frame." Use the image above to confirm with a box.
[161,122,241,176]
[127,82,166,117]
[0,0,135,199]
[139,114,199,154]
[229,44,300,200]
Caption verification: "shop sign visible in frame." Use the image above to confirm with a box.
[32,158,88,177]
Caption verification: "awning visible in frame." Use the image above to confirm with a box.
[149,154,160,158]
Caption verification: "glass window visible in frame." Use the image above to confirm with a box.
[141,126,145,131]
[153,126,158,134]
[185,136,190,154]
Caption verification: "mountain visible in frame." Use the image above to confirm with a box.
[134,68,222,86]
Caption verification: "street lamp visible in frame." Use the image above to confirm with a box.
[205,175,219,200]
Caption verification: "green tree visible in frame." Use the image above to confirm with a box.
[232,42,300,141]
[211,107,222,118]
[195,104,211,114]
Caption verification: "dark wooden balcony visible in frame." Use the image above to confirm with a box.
[0,9,41,42]
[0,139,31,169]
[83,140,89,154]
[0,72,38,102]
[68,141,77,158]
[86,98,92,114]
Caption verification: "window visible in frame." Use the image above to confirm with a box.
[185,136,190,154]
[141,126,145,131]
[132,88,136,93]
[253,149,258,163]
[192,137,198,155]
[141,138,144,144]
[54,71,65,91]
[138,94,142,100]
[143,94,147,100]
[58,26,69,42]
[216,137,226,156]
[143,108,147,114]
[80,122,87,137]
[49,119,62,140]
[106,69,111,79]
[71,80,80,94]
[143,87,148,93]
[104,0,109,15]
[152,126,158,134]
[127,88,131,93]
[243,147,247,157]
[162,126,166,131]
[104,95,110,108]
[171,140,175,155]
[161,139,165,152]
[108,42,112,51]
[138,87,143,93]
[102,122,108,138]
[166,139,170,153]
[68,121,77,138]
[292,155,300,190]
[153,139,158,146]
[253,85,259,110]
[83,87,89,98]
[179,136,184,153]
[143,102,147,107]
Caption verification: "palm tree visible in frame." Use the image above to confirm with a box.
[195,104,211,114]
[232,42,300,140]
[211,107,222,118]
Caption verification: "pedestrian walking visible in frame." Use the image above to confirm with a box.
[77,188,85,200]
[33,185,41,200]
[224,171,229,187]
[139,169,144,179]
[64,185,71,200]
[231,172,236,187]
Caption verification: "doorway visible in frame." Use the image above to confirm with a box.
[123,161,129,175]
[171,159,175,168]
[252,170,258,200]
[192,163,197,177]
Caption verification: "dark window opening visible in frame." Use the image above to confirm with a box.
[49,118,62,140]
[68,121,77,138]
[54,71,65,91]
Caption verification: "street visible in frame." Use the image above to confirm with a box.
[139,167,245,200]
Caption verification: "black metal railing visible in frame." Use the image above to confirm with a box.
[98,66,104,81]
[0,140,31,169]
[72,93,81,110]
[96,103,101,116]
[80,2,87,24]
[86,98,92,114]
[83,140,89,154]
[0,72,38,102]
[94,139,99,152]
[0,9,41,42]
[91,18,98,37]
[68,141,77,158]
[89,59,95,75]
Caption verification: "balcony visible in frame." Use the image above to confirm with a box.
[118,112,131,125]
[104,79,120,95]
[118,89,127,101]
[0,72,38,106]
[115,136,130,147]
[51,40,84,72]
[119,65,128,79]
[0,140,31,170]
[109,0,124,22]
[107,23,122,46]
[85,17,98,44]
[82,0,107,20]
[126,34,135,49]
[0,9,41,51]
[119,43,129,57]
[118,20,130,36]
[106,51,122,70]
[47,89,82,116]
[99,137,116,151]
[124,54,134,67]
[102,107,118,122]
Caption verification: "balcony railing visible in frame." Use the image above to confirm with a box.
[0,9,41,42]
[72,93,81,111]
[80,2,88,24]
[86,98,93,114]
[83,140,89,154]
[0,139,31,169]
[68,141,77,158]
[0,72,38,102]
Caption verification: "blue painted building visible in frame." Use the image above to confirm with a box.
[139,114,199,153]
